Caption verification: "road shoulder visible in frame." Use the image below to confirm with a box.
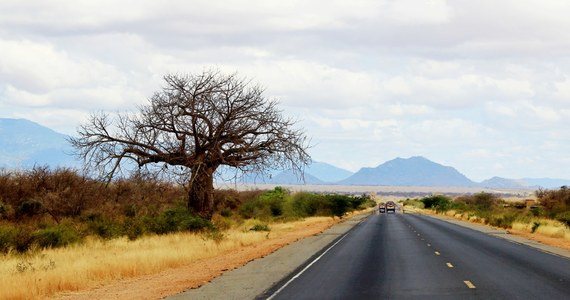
[167,213,371,300]
[408,210,570,259]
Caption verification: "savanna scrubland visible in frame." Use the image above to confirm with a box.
[0,167,374,299]
[404,188,570,244]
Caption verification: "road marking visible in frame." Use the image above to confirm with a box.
[417,233,421,236]
[464,280,476,289]
[434,251,440,255]
[266,227,353,299]
[446,262,454,268]
[427,243,431,247]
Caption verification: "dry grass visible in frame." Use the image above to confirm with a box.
[431,209,570,242]
[512,219,570,240]
[0,217,337,300]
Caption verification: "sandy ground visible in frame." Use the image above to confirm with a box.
[54,217,343,300]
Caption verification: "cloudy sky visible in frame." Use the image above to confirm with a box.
[1,0,569,181]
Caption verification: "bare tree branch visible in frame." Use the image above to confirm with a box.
[70,69,311,219]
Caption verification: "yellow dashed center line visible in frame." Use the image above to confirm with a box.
[446,262,454,268]
[464,280,476,289]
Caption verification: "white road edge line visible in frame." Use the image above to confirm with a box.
[266,228,353,299]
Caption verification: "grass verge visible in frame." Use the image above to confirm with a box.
[0,213,368,300]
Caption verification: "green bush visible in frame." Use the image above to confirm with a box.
[123,218,145,240]
[85,214,121,239]
[12,227,35,253]
[250,223,270,231]
[531,207,544,217]
[239,187,290,220]
[0,225,15,253]
[326,195,351,218]
[147,207,212,235]
[488,212,517,229]
[289,192,319,217]
[33,224,80,249]
[555,211,570,227]
[402,198,424,209]
[421,195,452,212]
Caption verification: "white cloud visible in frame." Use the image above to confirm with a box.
[1,1,570,180]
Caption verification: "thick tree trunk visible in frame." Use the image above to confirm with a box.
[188,165,215,220]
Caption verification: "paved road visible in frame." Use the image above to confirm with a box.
[261,212,570,300]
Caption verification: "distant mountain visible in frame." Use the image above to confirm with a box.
[3,118,569,188]
[339,156,475,186]
[219,161,349,185]
[479,177,526,188]
[305,161,353,183]
[0,118,79,169]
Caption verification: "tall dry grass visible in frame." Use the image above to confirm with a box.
[512,219,570,240]
[0,217,331,300]
[440,209,570,241]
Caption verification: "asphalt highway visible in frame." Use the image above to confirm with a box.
[262,211,570,300]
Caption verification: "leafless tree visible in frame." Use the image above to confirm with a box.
[70,70,310,219]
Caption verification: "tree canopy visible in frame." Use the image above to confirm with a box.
[71,69,310,219]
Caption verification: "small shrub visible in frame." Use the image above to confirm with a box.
[0,225,15,253]
[202,229,225,243]
[220,207,232,218]
[250,223,270,231]
[555,211,570,228]
[530,207,544,217]
[123,204,137,217]
[122,218,145,240]
[422,195,452,212]
[12,227,35,253]
[327,195,350,218]
[531,222,541,233]
[16,200,43,219]
[86,216,121,239]
[147,207,212,235]
[489,213,517,229]
[33,224,80,249]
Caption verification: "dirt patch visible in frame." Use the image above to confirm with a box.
[54,217,342,300]
[507,228,570,251]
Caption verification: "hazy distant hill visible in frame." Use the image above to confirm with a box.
[220,161,351,185]
[2,118,569,188]
[0,118,78,169]
[479,177,526,188]
[339,156,475,186]
[305,161,353,183]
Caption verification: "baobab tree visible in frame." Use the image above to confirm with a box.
[70,70,310,219]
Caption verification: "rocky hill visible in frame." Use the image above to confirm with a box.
[339,156,475,186]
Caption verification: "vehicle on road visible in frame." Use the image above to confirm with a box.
[385,201,396,213]
[379,203,386,213]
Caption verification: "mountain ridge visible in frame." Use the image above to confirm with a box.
[1,118,569,188]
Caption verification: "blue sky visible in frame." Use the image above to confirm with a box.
[1,0,569,181]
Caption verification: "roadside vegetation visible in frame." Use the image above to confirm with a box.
[0,167,375,254]
[0,167,375,299]
[404,187,570,241]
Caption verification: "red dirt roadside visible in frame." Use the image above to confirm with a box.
[54,217,343,300]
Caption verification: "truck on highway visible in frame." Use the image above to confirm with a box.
[378,202,386,213]
[385,201,396,213]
